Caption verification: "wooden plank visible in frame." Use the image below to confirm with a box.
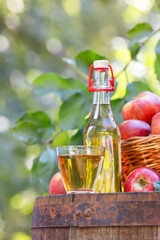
[34,192,160,206]
[32,228,70,240]
[32,226,159,240]
[31,192,160,228]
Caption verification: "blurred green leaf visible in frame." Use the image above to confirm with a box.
[75,50,107,75]
[128,40,141,59]
[11,122,40,145]
[16,111,52,127]
[33,73,86,95]
[69,129,83,145]
[56,89,83,101]
[153,181,160,191]
[155,40,160,80]
[38,147,58,189]
[127,23,153,59]
[31,156,39,173]
[127,23,153,40]
[111,98,125,125]
[125,81,152,102]
[151,0,160,12]
[12,111,55,144]
[30,148,58,190]
[53,131,70,147]
[59,90,92,130]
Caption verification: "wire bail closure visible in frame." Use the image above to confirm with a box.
[88,64,115,92]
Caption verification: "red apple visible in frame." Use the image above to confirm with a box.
[119,119,151,140]
[122,91,160,124]
[124,167,160,192]
[151,112,160,135]
[49,172,66,195]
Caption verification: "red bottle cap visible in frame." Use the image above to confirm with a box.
[88,60,115,92]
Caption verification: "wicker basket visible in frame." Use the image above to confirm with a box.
[121,135,160,183]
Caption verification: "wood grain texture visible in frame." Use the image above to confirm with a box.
[32,226,159,240]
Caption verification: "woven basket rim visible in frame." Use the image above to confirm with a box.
[121,134,160,144]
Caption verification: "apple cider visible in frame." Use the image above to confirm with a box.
[84,60,121,193]
[58,153,104,193]
[84,105,121,192]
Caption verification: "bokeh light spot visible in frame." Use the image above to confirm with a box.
[25,156,35,171]
[0,36,9,52]
[46,38,62,54]
[12,232,30,240]
[129,61,147,77]
[7,0,25,14]
[10,190,35,215]
[0,116,10,132]
[125,0,152,12]
[62,0,81,16]
[5,14,21,30]
[111,37,128,50]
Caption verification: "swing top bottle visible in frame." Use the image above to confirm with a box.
[83,60,121,193]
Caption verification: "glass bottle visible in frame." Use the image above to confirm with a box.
[83,60,121,193]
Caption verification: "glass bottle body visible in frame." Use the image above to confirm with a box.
[83,91,121,193]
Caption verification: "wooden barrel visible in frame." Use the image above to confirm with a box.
[31,192,160,240]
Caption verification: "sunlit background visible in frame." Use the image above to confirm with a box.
[0,0,160,239]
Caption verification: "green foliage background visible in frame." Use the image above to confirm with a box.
[0,0,160,239]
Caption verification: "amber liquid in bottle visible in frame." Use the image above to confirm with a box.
[83,70,121,193]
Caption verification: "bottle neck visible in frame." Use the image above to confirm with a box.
[93,91,110,104]
[93,69,110,105]
[91,92,112,121]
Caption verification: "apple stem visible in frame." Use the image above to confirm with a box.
[139,178,153,184]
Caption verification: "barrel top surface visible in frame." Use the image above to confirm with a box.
[34,192,160,205]
[32,192,160,229]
